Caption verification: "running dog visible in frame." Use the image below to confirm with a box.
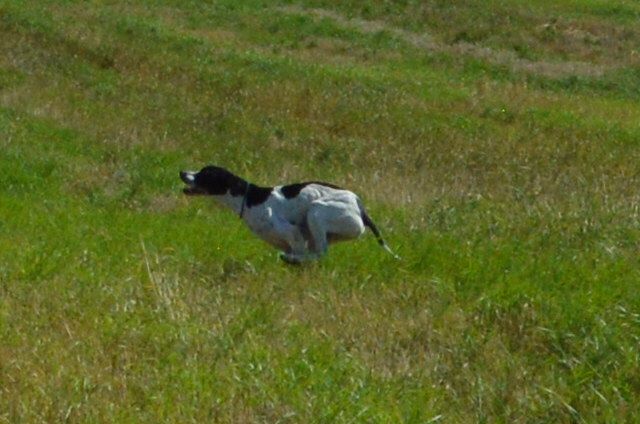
[180,165,399,264]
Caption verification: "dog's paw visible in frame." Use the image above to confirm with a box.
[279,253,302,265]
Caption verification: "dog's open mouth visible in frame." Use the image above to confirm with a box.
[183,186,207,195]
[180,171,206,195]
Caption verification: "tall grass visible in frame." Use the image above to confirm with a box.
[1,0,639,422]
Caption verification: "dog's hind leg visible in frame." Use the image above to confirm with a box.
[305,207,329,258]
[305,201,366,260]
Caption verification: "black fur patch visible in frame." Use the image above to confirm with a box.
[193,166,241,195]
[280,181,342,199]
[245,184,272,207]
[187,165,272,208]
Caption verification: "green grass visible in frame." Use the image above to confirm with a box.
[1,0,640,422]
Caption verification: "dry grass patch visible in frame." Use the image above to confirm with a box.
[278,5,609,78]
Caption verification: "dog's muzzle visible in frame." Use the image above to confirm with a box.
[180,171,205,195]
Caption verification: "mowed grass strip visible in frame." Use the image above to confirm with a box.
[1,0,640,422]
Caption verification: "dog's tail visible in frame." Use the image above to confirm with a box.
[360,207,401,260]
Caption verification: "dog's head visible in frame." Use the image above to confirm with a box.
[180,166,237,196]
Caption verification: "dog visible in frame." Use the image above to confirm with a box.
[180,165,399,263]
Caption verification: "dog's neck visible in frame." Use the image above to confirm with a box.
[209,172,274,218]
[213,179,251,217]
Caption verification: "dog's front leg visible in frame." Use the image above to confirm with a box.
[270,212,308,263]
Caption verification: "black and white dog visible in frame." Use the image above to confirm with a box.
[180,165,399,263]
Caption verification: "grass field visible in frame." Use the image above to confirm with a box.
[2,0,640,422]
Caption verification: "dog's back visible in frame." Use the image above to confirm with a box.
[273,182,359,221]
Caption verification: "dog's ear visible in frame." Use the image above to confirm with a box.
[195,166,232,195]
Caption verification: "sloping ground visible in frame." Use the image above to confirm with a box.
[278,5,608,78]
[1,1,640,422]
[288,0,640,66]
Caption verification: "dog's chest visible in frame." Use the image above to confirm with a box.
[242,202,299,251]
[245,196,306,230]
